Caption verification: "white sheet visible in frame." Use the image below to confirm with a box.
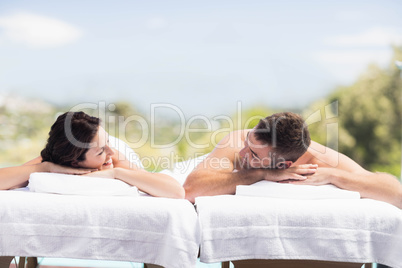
[0,191,200,268]
[108,136,144,168]
[28,172,139,196]
[196,195,402,268]
[236,180,360,199]
[160,154,208,185]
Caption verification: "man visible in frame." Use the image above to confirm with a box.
[184,112,402,208]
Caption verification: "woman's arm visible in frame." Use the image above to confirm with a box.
[85,167,184,199]
[0,162,46,190]
[0,157,96,190]
[86,149,185,199]
[115,168,184,199]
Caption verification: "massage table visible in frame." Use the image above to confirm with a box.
[1,149,401,268]
[196,195,402,268]
[0,189,200,268]
[164,156,402,268]
[0,137,200,268]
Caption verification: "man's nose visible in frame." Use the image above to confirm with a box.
[239,147,247,158]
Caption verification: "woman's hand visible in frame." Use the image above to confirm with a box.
[42,161,96,175]
[264,164,318,182]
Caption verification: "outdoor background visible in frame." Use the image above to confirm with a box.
[0,1,401,267]
[0,0,401,178]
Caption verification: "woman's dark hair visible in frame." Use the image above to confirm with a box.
[41,111,101,166]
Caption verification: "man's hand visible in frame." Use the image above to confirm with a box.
[43,162,96,175]
[265,164,318,182]
[280,167,332,185]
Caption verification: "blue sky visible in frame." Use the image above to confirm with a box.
[0,0,401,116]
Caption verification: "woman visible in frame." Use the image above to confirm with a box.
[0,111,185,199]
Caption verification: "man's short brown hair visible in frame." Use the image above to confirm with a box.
[254,112,310,163]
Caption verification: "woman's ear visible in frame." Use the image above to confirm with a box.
[71,161,79,167]
[276,161,292,169]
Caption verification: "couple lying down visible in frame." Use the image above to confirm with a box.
[0,111,401,208]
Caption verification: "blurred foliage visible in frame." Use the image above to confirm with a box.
[0,47,400,176]
[306,46,401,177]
[0,95,56,166]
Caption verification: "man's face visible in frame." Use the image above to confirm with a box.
[239,130,273,169]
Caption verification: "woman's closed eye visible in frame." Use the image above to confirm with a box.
[98,148,105,155]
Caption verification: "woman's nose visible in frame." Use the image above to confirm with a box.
[105,146,114,156]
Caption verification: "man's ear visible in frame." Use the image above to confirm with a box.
[276,161,292,169]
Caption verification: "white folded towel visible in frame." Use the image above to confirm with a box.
[27,136,141,196]
[236,180,360,199]
[28,172,139,196]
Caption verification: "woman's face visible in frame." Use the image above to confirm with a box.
[77,127,114,170]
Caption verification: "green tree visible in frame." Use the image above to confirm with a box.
[0,95,56,166]
[307,46,402,177]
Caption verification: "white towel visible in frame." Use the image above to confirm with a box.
[236,180,360,199]
[28,136,142,196]
[0,191,200,268]
[28,172,139,196]
[196,195,402,268]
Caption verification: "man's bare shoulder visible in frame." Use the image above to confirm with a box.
[296,141,370,173]
[195,129,251,171]
[209,129,248,154]
[295,141,340,167]
[217,129,249,144]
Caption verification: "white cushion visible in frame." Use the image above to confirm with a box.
[28,172,139,196]
[27,136,141,196]
[236,180,360,199]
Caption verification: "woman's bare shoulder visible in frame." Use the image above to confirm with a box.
[111,148,142,170]
[22,156,42,166]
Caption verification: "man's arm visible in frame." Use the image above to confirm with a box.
[293,141,402,208]
[184,130,317,203]
[184,158,264,203]
[330,168,401,208]
[184,130,262,203]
